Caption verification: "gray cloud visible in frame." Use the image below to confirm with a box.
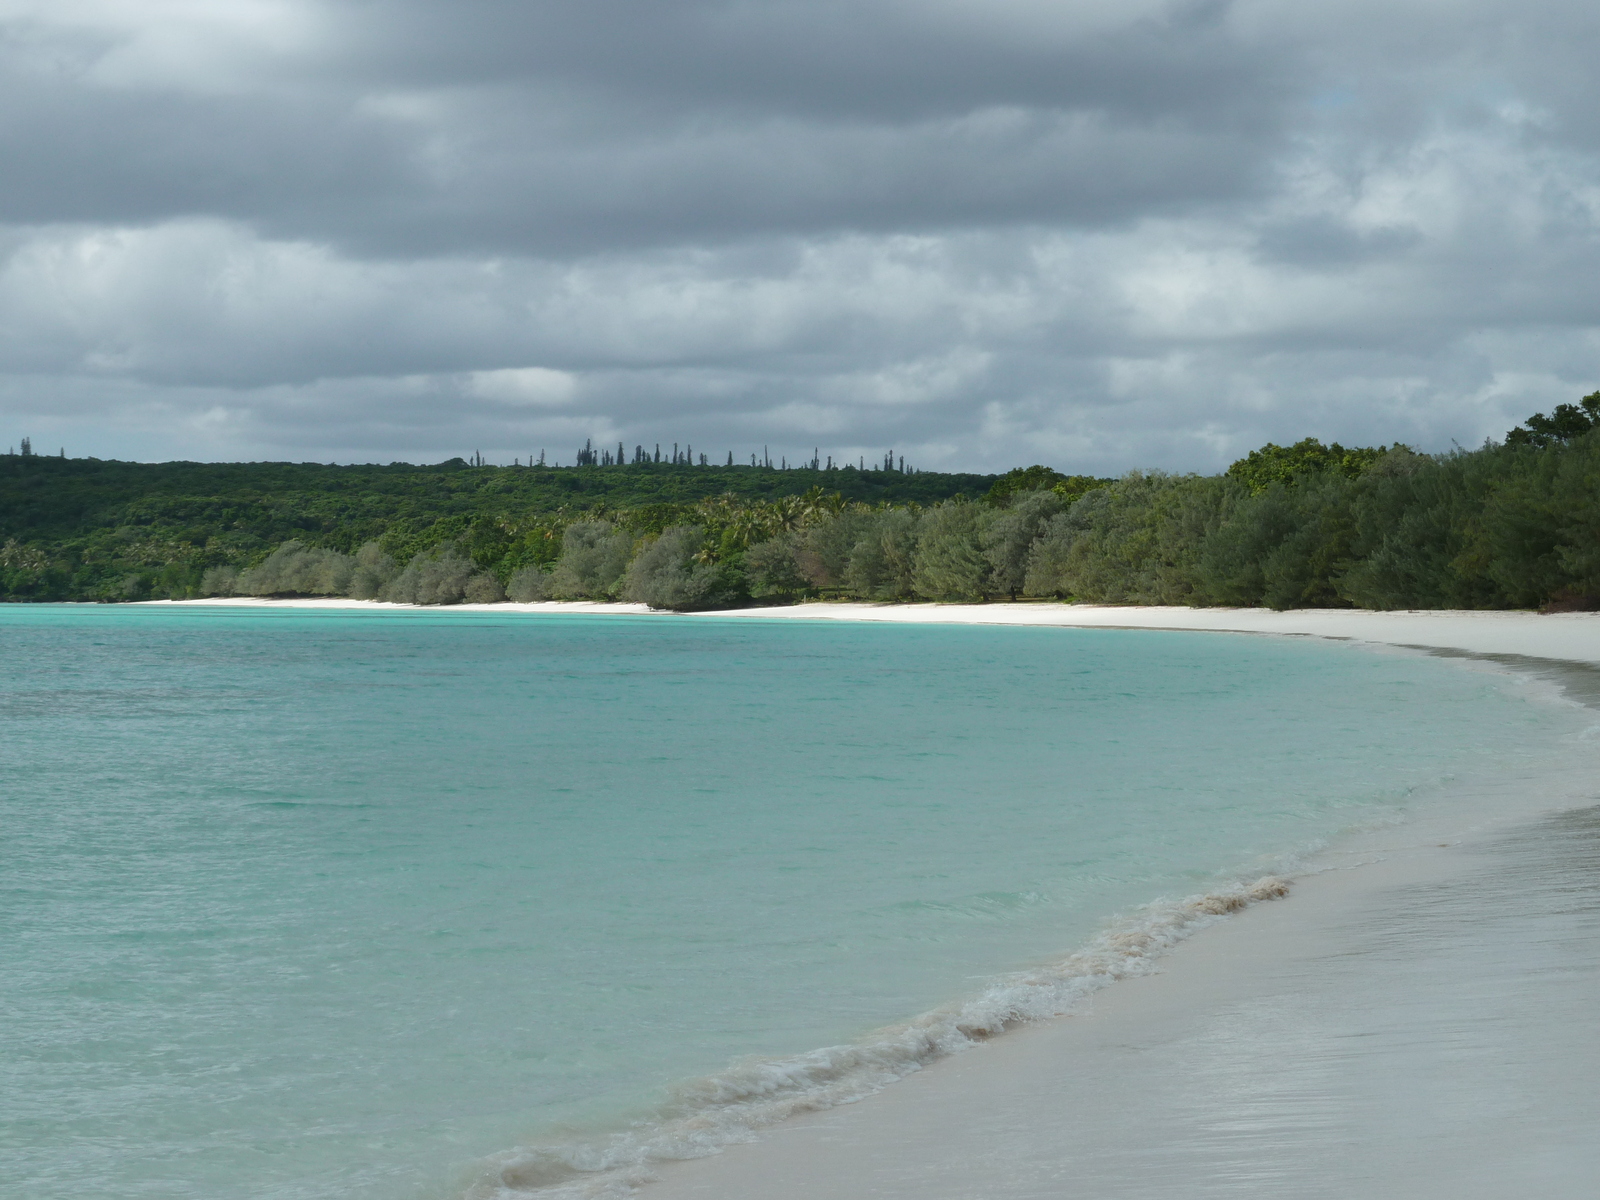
[1,0,1598,471]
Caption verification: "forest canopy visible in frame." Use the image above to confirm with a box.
[4,401,1599,612]
[0,456,995,603]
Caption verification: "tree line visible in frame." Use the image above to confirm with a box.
[185,394,1600,612]
[6,396,1598,609]
[0,457,995,601]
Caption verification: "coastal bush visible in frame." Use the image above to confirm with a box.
[622,526,712,609]
[843,508,920,599]
[199,565,239,596]
[506,565,552,602]
[622,526,745,610]
[380,545,501,605]
[982,488,1064,598]
[347,542,399,600]
[463,571,507,603]
[236,540,354,597]
[912,502,991,599]
[546,520,632,599]
[1194,476,1356,609]
[745,532,809,599]
[1024,473,1216,604]
[795,510,873,590]
[1475,434,1600,607]
[1340,450,1499,609]
[0,455,992,603]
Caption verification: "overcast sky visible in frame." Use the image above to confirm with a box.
[3,0,1598,473]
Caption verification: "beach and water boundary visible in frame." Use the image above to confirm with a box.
[135,600,1600,1199]
[157,597,1600,667]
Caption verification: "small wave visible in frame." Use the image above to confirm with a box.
[462,874,1291,1200]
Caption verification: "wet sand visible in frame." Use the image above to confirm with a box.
[639,754,1600,1200]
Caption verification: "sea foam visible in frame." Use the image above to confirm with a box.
[469,875,1291,1199]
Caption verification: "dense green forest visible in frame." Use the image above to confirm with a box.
[4,394,1598,610]
[0,450,1000,601]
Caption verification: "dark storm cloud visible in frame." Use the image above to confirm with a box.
[344,0,1268,118]
[1,0,1599,470]
[0,0,1291,256]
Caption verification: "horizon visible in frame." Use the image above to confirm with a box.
[0,428,1467,478]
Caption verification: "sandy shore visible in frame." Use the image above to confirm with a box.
[645,609,1600,1198]
[156,598,1600,666]
[156,598,1600,1197]
[638,779,1600,1200]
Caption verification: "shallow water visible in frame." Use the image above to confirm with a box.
[0,606,1582,1199]
[1136,802,1600,1199]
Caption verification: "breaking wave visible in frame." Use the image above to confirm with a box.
[462,874,1292,1200]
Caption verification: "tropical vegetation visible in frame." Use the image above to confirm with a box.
[4,396,1599,611]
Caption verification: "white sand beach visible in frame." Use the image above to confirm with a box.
[161,597,1600,666]
[158,599,1600,1197]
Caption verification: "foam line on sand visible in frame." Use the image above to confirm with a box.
[635,750,1600,1200]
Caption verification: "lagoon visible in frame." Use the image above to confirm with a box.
[1,605,1584,1199]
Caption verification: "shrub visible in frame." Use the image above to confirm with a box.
[347,542,399,599]
[507,566,552,602]
[236,540,354,596]
[199,566,239,597]
[745,533,809,599]
[381,545,494,605]
[463,571,507,603]
[546,520,632,599]
[622,526,743,610]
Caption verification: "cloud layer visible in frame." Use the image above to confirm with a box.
[2,0,1598,470]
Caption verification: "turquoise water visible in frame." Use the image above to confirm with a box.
[0,606,1572,1200]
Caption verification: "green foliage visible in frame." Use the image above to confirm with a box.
[745,533,810,599]
[1225,438,1394,494]
[0,457,997,601]
[1052,475,1112,503]
[986,466,1110,507]
[985,465,1062,506]
[841,509,921,600]
[236,540,355,596]
[795,510,873,589]
[380,544,503,605]
[546,521,632,599]
[10,403,1600,612]
[506,565,552,602]
[982,488,1065,597]
[1025,473,1220,604]
[1505,392,1600,449]
[621,526,746,611]
[348,543,399,600]
[912,502,991,600]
